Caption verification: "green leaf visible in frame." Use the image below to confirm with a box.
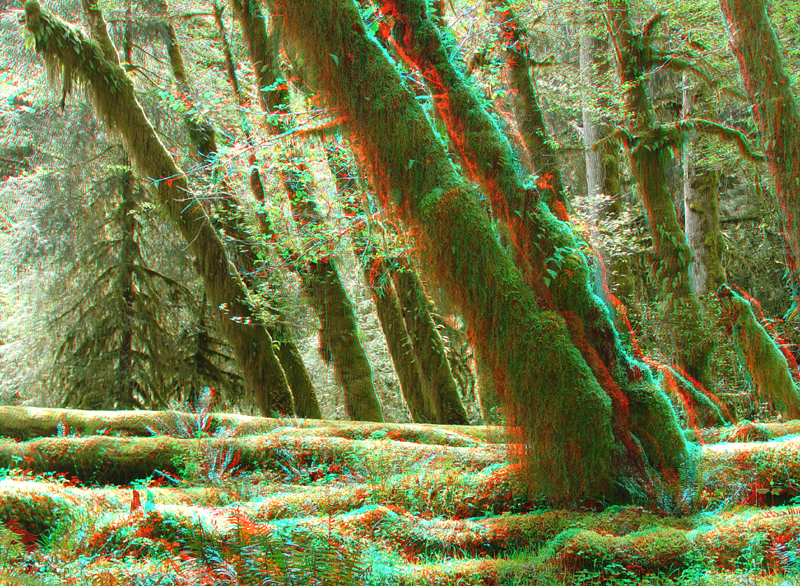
[330,54,339,66]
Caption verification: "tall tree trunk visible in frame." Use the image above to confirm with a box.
[232,0,383,422]
[719,0,800,276]
[392,264,469,425]
[261,0,692,502]
[115,168,137,409]
[23,1,294,417]
[579,0,633,306]
[325,138,467,424]
[489,1,568,216]
[324,139,434,422]
[209,7,321,419]
[367,258,432,422]
[682,76,725,296]
[605,2,714,387]
[376,0,687,479]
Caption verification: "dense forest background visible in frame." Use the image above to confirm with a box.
[1,0,800,503]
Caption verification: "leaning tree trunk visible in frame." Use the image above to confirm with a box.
[376,0,688,479]
[232,0,384,422]
[161,10,321,419]
[325,138,468,424]
[605,1,714,387]
[366,257,432,422]
[23,1,294,417]
[260,0,687,502]
[324,140,433,422]
[719,0,800,274]
[717,285,800,420]
[392,264,469,425]
[489,0,568,217]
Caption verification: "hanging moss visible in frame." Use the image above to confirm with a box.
[23,0,294,417]
[717,285,800,420]
[374,0,689,482]
[262,0,622,502]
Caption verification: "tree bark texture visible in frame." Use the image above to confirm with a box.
[606,1,713,386]
[719,0,800,270]
[232,0,383,422]
[23,1,294,417]
[717,285,800,420]
[262,0,659,501]
[375,0,688,482]
[160,14,320,419]
[682,77,726,296]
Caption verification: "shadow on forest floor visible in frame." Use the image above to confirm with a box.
[0,405,798,585]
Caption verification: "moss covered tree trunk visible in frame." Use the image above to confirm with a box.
[717,285,800,420]
[161,10,320,418]
[682,77,725,296]
[392,265,469,425]
[232,0,383,422]
[719,0,800,273]
[326,139,466,424]
[257,0,693,501]
[605,1,713,386]
[489,0,567,215]
[23,1,294,417]
[374,0,688,480]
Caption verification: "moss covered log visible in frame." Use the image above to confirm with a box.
[22,1,294,417]
[0,406,505,443]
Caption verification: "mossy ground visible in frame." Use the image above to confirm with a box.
[0,408,798,585]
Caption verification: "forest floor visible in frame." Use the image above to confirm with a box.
[0,406,798,585]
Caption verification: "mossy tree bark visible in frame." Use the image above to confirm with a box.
[719,0,800,276]
[682,77,725,296]
[162,7,320,418]
[375,0,688,479]
[717,286,800,420]
[324,140,433,422]
[605,2,714,386]
[326,139,467,424]
[489,1,567,214]
[23,0,294,417]
[259,0,682,502]
[232,0,383,422]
